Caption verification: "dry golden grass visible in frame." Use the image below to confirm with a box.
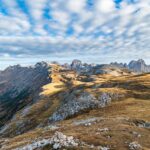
[3,98,150,150]
[1,66,150,150]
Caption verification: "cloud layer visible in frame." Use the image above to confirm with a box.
[0,0,150,68]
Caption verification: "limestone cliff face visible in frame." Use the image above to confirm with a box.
[111,59,150,73]
[128,59,150,73]
[0,62,52,129]
[70,59,82,70]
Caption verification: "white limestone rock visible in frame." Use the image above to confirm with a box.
[49,92,113,122]
[129,141,142,150]
[14,131,78,150]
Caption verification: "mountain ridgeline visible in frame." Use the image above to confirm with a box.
[69,59,150,74]
[0,59,149,128]
[0,62,52,128]
[0,59,150,150]
[0,59,149,129]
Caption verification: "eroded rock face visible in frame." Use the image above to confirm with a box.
[70,59,93,74]
[98,93,112,108]
[111,59,150,73]
[0,62,52,131]
[128,59,150,73]
[49,91,118,122]
[49,92,97,122]
[71,59,82,71]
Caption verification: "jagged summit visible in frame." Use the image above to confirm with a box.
[128,59,150,73]
[69,59,150,75]
[110,59,150,73]
[70,59,82,70]
[1,59,150,74]
[34,61,50,68]
[110,62,128,68]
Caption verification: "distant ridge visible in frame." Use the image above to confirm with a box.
[111,59,150,73]
[69,59,150,74]
[0,59,150,149]
[1,59,150,74]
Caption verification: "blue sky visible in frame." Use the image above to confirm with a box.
[0,0,150,69]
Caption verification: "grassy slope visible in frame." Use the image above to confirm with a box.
[1,67,150,150]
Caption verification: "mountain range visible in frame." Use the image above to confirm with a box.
[0,59,149,150]
[69,59,150,74]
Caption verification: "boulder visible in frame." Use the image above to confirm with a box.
[129,141,142,150]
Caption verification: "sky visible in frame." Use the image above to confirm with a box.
[0,0,150,69]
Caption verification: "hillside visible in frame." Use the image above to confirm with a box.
[0,62,51,130]
[0,62,149,150]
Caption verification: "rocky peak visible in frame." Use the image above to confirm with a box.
[34,61,50,69]
[137,59,146,64]
[128,59,150,73]
[4,64,22,73]
[71,59,82,70]
[110,62,127,68]
[110,59,150,73]
[70,59,94,74]
[128,59,145,67]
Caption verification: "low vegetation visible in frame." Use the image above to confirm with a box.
[0,64,150,150]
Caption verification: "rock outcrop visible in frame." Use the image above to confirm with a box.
[13,131,78,150]
[111,59,150,73]
[128,59,150,73]
[49,91,121,122]
[129,141,142,150]
[49,92,98,122]
[70,59,82,70]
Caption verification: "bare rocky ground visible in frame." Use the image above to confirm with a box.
[0,63,150,150]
